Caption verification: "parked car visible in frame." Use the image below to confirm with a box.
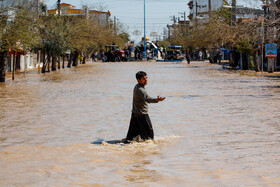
[165,47,184,61]
[164,46,184,61]
[105,45,127,62]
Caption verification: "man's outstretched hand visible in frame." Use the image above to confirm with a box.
[156,96,166,102]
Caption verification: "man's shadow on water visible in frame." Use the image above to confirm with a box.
[91,138,125,145]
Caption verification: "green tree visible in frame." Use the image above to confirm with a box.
[170,6,262,70]
[0,1,40,81]
[115,32,130,48]
[37,16,70,72]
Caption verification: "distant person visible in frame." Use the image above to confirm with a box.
[91,52,97,62]
[124,48,130,60]
[100,50,106,62]
[217,50,222,64]
[186,52,191,64]
[199,50,203,60]
[135,47,139,61]
[124,71,165,143]
[160,47,163,58]
[209,49,216,63]
[206,50,210,60]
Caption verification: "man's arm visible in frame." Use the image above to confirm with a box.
[156,96,166,102]
[138,87,165,103]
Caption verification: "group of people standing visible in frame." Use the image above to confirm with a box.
[90,46,227,65]
[185,48,224,64]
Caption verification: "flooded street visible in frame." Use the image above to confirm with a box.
[1,61,280,186]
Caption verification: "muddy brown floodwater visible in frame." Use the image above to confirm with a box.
[0,61,280,186]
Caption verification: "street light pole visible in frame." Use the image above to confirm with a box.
[261,20,264,74]
[144,0,146,59]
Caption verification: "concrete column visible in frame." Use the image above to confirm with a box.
[24,55,28,75]
[26,53,30,68]
[29,52,34,68]
[9,54,14,72]
[20,55,24,72]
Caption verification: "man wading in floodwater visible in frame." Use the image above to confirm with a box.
[124,71,165,143]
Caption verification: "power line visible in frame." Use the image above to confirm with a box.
[121,22,171,25]
[104,0,188,8]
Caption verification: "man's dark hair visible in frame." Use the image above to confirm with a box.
[136,71,147,80]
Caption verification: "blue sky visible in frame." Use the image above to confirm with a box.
[45,0,262,42]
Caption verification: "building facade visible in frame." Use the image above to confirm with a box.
[194,0,224,15]
[47,3,111,26]
[188,0,225,24]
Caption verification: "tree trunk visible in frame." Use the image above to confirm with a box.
[37,51,41,74]
[82,55,86,64]
[229,52,234,67]
[253,51,260,72]
[47,55,50,72]
[57,56,61,69]
[242,53,249,70]
[12,52,16,80]
[41,52,46,73]
[62,54,65,68]
[67,53,72,68]
[0,51,7,82]
[52,55,57,71]
[16,54,20,70]
[72,51,79,66]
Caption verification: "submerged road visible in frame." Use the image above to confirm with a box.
[0,61,280,186]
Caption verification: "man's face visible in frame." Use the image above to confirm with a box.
[138,75,148,85]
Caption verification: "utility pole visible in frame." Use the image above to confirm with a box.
[183,11,186,36]
[196,2,198,18]
[36,0,39,18]
[179,11,187,36]
[57,0,61,16]
[231,0,236,26]
[208,0,211,18]
[266,0,274,73]
[114,16,117,36]
[262,0,269,73]
[262,0,275,73]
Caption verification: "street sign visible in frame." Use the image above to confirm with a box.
[265,44,277,58]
